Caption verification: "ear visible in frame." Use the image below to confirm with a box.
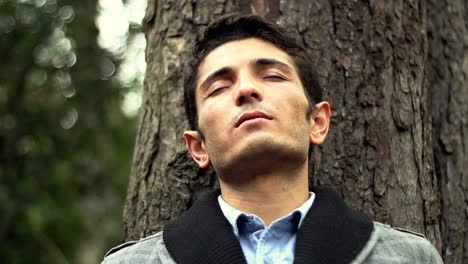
[309,101,331,145]
[183,131,211,168]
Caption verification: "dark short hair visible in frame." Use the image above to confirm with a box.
[184,13,323,130]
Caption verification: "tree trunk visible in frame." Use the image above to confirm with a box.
[123,0,465,262]
[427,0,468,262]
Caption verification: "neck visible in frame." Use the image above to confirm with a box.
[218,160,310,226]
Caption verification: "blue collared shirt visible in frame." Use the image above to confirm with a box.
[218,192,315,264]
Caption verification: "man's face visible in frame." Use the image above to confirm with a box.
[184,38,328,180]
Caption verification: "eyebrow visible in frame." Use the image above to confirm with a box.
[199,58,293,91]
[199,66,232,91]
[250,58,293,73]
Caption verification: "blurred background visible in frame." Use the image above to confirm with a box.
[0,0,147,263]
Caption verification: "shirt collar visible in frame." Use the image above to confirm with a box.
[218,192,316,236]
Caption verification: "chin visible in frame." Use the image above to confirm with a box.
[226,136,306,170]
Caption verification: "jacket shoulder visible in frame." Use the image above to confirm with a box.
[387,224,426,238]
[353,222,443,263]
[101,231,176,264]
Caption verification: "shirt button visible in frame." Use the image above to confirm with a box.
[254,232,261,240]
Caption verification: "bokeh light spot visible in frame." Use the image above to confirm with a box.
[60,108,78,130]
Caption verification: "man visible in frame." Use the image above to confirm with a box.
[102,14,443,264]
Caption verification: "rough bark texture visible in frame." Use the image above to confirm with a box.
[303,1,440,246]
[427,0,468,263]
[123,0,465,262]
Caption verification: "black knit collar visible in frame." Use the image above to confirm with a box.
[163,186,373,264]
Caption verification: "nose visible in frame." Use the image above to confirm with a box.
[235,75,263,106]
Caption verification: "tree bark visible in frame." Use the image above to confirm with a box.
[123,0,465,262]
[427,0,468,263]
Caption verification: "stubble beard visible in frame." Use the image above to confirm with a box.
[207,133,309,185]
[199,101,313,185]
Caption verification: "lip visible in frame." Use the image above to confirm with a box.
[235,111,273,128]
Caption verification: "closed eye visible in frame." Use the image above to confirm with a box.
[209,86,228,96]
[263,75,286,81]
[208,80,232,96]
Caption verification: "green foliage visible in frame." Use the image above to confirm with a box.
[0,0,138,263]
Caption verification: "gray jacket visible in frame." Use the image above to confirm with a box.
[102,222,442,264]
[103,188,443,264]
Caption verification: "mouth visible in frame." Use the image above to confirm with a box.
[235,111,273,128]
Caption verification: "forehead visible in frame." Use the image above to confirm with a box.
[197,38,296,85]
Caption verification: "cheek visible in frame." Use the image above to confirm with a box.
[198,101,228,135]
[280,91,310,117]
